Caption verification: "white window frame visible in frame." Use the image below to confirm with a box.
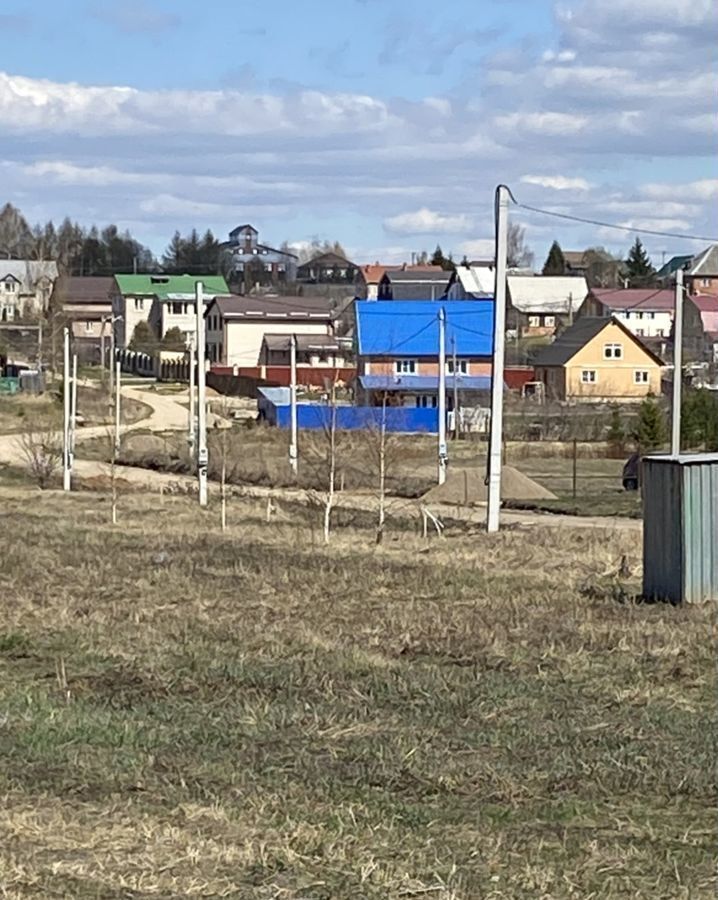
[395,359,417,375]
[446,359,469,375]
[4,279,17,293]
[528,315,540,328]
[134,297,144,311]
[84,320,94,334]
[544,315,555,327]
[634,370,650,385]
[581,370,597,384]
[603,343,623,359]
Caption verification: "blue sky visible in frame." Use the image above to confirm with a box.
[1,0,716,265]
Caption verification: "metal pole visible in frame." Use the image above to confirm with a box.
[37,320,43,372]
[438,306,447,484]
[452,335,459,440]
[109,321,115,400]
[62,327,71,491]
[100,318,106,373]
[289,333,298,475]
[188,333,196,460]
[487,185,509,533]
[114,360,121,454]
[572,438,578,499]
[196,282,208,506]
[70,354,78,455]
[671,267,684,456]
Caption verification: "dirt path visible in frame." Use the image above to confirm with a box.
[1,383,641,532]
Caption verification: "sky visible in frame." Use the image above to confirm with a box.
[1,0,716,267]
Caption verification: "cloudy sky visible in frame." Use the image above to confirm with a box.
[1,0,716,266]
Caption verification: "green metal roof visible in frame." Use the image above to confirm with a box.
[114,274,229,299]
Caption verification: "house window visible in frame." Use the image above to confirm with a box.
[581,370,597,384]
[624,311,630,319]
[395,359,417,374]
[636,329,644,336]
[4,279,16,293]
[446,360,469,375]
[84,321,93,333]
[415,395,437,408]
[636,311,644,319]
[648,312,655,319]
[134,297,144,311]
[171,302,183,315]
[603,343,623,359]
[656,328,664,337]
[528,315,540,328]
[701,278,710,287]
[544,315,555,327]
[264,263,272,272]
[634,370,650,384]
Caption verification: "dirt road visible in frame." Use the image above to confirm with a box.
[2,384,641,532]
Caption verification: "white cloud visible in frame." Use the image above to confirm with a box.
[383,208,473,235]
[456,239,495,259]
[521,175,592,191]
[494,111,588,135]
[641,180,718,202]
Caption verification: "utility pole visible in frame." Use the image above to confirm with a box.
[100,318,106,374]
[452,335,459,440]
[196,282,208,506]
[188,333,196,460]
[70,353,78,455]
[568,292,574,327]
[109,320,116,400]
[671,267,684,456]
[62,327,71,491]
[487,185,509,533]
[289,333,298,475]
[37,320,43,373]
[114,359,121,454]
[438,306,447,484]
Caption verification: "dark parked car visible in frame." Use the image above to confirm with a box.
[622,452,641,491]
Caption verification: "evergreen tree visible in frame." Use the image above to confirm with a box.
[161,327,187,352]
[625,237,656,288]
[634,395,666,452]
[681,389,718,452]
[430,245,447,268]
[128,321,159,355]
[542,240,566,276]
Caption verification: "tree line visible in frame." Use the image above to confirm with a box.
[542,237,659,288]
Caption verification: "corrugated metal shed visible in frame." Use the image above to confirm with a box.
[643,454,718,603]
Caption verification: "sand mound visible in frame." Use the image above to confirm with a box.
[422,466,556,505]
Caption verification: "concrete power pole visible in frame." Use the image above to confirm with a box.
[62,327,71,491]
[487,185,510,533]
[437,306,447,485]
[70,353,78,455]
[289,333,298,475]
[188,333,196,460]
[452,335,459,440]
[671,267,684,456]
[195,282,208,506]
[114,360,121,454]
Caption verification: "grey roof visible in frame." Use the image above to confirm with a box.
[688,245,718,277]
[534,316,664,367]
[0,260,58,291]
[211,294,334,320]
[384,269,452,284]
[262,333,341,351]
[508,275,588,314]
[62,276,113,305]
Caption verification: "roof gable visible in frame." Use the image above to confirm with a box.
[507,275,588,313]
[229,224,258,237]
[355,300,494,357]
[689,244,718,276]
[534,316,664,367]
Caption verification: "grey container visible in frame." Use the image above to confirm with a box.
[643,454,718,603]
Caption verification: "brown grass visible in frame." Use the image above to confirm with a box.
[0,474,713,898]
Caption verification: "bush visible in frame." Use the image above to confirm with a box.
[18,425,63,488]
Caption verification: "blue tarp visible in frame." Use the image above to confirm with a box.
[261,399,439,433]
[355,300,494,357]
[359,374,493,392]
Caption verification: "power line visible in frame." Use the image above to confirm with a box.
[512,199,718,244]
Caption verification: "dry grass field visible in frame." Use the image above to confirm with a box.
[0,473,713,898]
[0,386,150,435]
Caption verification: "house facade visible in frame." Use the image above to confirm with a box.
[56,276,113,360]
[507,275,589,337]
[205,294,335,367]
[0,261,58,320]
[581,287,704,360]
[259,333,348,368]
[222,224,298,288]
[445,263,495,299]
[378,268,452,301]
[686,245,718,297]
[534,317,663,403]
[296,252,357,285]
[112,274,229,347]
[354,300,494,408]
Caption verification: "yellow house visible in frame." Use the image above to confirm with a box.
[534,316,664,402]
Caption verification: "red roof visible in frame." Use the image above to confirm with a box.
[592,288,677,311]
[691,293,718,312]
[360,263,443,284]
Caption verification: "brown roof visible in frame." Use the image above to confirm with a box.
[591,288,678,311]
[62,276,113,305]
[563,251,588,267]
[211,294,334,320]
[359,263,443,284]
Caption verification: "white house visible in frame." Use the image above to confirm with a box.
[205,294,335,367]
[0,260,58,320]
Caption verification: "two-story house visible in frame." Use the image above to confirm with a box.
[0,261,58,320]
[580,287,704,361]
[222,225,298,288]
[296,251,357,285]
[378,268,452,301]
[112,274,229,348]
[507,275,589,338]
[354,300,494,408]
[204,294,335,367]
[686,244,718,297]
[54,276,113,361]
[534,317,664,403]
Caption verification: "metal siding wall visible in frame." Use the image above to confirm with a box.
[683,463,718,602]
[643,459,683,603]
